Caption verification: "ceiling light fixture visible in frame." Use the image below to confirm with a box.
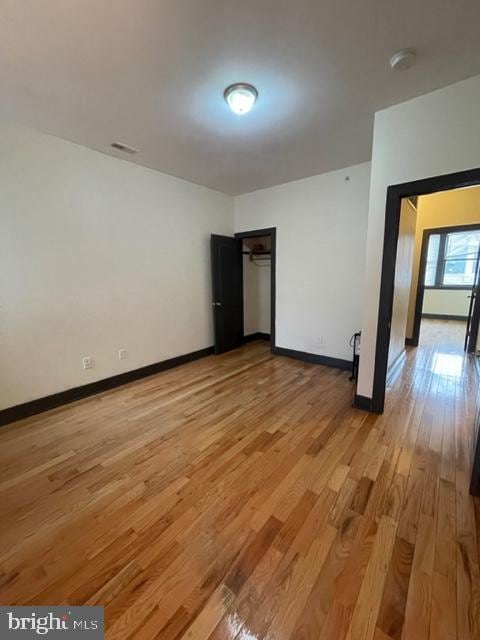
[224,83,258,115]
[390,48,416,71]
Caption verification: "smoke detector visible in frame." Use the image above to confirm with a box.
[390,48,416,71]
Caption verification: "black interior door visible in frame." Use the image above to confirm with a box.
[470,382,480,496]
[211,235,243,354]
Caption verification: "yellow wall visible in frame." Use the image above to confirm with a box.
[389,198,416,370]
[422,288,470,316]
[406,186,480,338]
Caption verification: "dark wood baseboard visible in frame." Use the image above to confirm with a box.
[0,346,214,427]
[243,332,271,343]
[422,313,468,321]
[272,346,351,371]
[353,394,373,411]
[405,337,417,346]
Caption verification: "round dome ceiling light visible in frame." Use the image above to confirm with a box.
[390,48,416,71]
[224,83,258,115]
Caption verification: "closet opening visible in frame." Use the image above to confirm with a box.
[210,228,276,355]
[239,232,273,346]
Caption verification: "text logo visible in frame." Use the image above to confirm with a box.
[0,606,103,638]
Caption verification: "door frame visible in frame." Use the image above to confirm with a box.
[235,227,277,351]
[367,167,480,415]
[466,240,480,353]
[411,222,480,347]
[470,381,480,496]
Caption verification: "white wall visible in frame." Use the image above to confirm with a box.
[243,256,271,336]
[257,263,271,334]
[358,74,480,399]
[0,123,233,409]
[422,289,470,317]
[235,162,371,362]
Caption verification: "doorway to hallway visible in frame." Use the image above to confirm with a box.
[368,169,480,416]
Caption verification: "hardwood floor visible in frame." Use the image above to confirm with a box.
[1,320,479,639]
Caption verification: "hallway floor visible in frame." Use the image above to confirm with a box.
[0,329,479,639]
[419,317,468,351]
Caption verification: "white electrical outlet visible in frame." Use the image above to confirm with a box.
[82,356,93,370]
[118,349,128,361]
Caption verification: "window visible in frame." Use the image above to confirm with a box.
[423,228,480,288]
[424,234,440,286]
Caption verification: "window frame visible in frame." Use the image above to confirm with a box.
[423,225,480,290]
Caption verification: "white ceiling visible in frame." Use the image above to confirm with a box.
[1,1,480,195]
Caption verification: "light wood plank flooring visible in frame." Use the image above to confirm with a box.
[1,320,479,639]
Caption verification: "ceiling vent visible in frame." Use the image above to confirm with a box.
[111,142,138,154]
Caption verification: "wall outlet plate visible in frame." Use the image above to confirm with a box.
[82,356,93,370]
[118,349,128,360]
